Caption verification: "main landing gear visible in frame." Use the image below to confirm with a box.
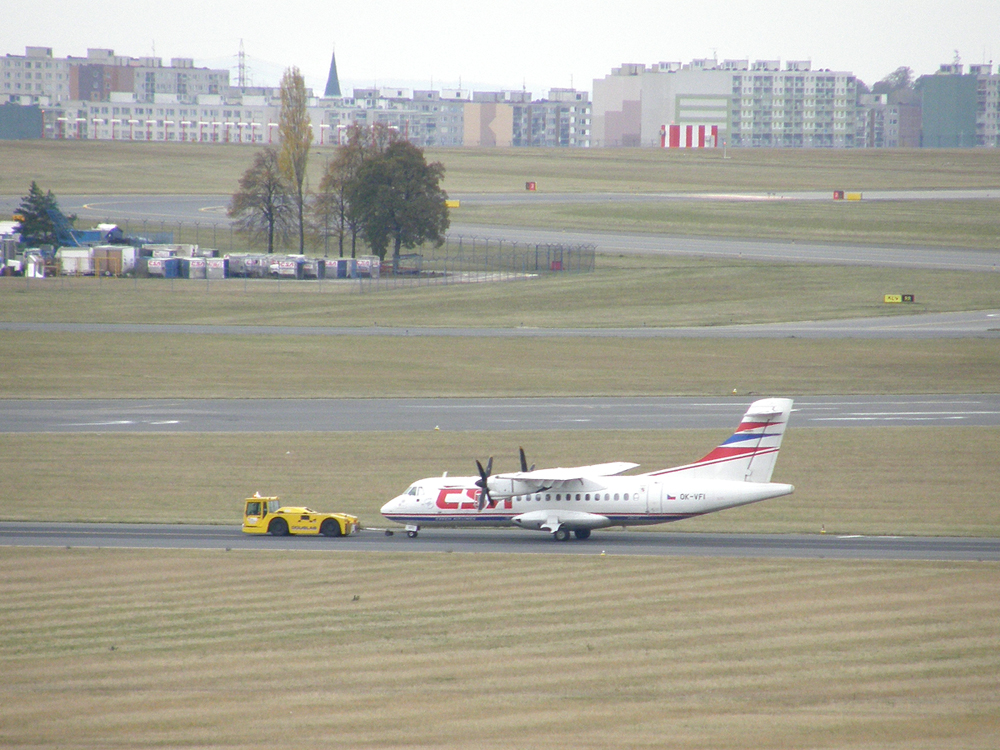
[552,528,591,542]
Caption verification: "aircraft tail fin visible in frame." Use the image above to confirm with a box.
[653,398,794,483]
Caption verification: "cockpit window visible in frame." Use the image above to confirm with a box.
[405,485,422,496]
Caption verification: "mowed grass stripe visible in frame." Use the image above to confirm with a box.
[2,548,997,748]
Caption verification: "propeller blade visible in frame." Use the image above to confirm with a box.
[519,447,528,472]
[475,457,494,511]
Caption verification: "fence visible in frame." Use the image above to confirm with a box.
[357,235,596,292]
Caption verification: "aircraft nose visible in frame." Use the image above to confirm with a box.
[380,496,402,515]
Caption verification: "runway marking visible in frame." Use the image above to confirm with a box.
[811,416,968,422]
[61,420,134,427]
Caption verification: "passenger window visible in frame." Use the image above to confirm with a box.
[614,494,619,501]
[585,494,590,501]
[577,494,582,501]
[624,493,629,501]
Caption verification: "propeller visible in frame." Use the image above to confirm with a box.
[519,447,535,473]
[475,456,494,511]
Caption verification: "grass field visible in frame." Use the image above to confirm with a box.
[2,427,998,537]
[1,332,998,398]
[2,548,997,749]
[2,256,999,328]
[5,141,1000,196]
[457,197,1000,249]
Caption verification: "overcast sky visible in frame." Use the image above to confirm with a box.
[12,1,1000,96]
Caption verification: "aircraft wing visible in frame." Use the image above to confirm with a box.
[487,462,639,497]
[500,462,639,482]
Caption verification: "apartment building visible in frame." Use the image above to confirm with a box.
[464,88,591,147]
[2,47,73,104]
[3,46,228,106]
[593,58,858,148]
[858,90,921,148]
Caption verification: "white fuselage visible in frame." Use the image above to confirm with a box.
[381,397,796,540]
[380,475,794,531]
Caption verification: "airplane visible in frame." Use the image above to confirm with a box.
[380,397,795,541]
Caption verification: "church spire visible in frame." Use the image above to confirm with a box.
[324,49,341,97]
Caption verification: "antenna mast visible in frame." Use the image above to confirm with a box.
[238,39,248,89]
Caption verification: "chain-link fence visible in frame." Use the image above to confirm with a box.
[357,234,596,292]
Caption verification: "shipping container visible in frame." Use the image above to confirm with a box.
[57,247,93,276]
[206,257,228,279]
[147,257,180,278]
[179,257,207,279]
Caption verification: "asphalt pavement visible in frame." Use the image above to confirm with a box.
[3,522,997,561]
[2,395,998,433]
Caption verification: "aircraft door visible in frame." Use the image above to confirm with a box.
[647,482,661,514]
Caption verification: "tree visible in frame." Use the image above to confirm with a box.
[14,181,72,246]
[228,147,294,253]
[346,140,450,270]
[872,67,914,96]
[278,66,312,253]
[312,122,401,258]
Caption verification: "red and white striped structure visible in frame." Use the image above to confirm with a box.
[661,124,719,148]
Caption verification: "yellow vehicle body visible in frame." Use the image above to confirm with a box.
[242,496,359,537]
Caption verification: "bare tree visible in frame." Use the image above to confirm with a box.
[228,147,293,253]
[278,66,312,252]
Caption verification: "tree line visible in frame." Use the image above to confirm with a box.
[228,67,450,270]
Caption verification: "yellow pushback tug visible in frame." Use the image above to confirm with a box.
[242,495,359,537]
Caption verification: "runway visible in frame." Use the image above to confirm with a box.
[2,522,997,561]
[2,308,999,339]
[2,394,999,433]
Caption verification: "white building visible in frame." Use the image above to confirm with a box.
[593,58,859,148]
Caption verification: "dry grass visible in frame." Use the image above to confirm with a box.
[2,259,1000,328]
[1,547,997,749]
[5,141,1000,196]
[1,330,997,399]
[457,198,1000,249]
[2,428,998,536]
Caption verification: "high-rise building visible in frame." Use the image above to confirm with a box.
[2,47,74,104]
[916,63,999,147]
[593,59,858,148]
